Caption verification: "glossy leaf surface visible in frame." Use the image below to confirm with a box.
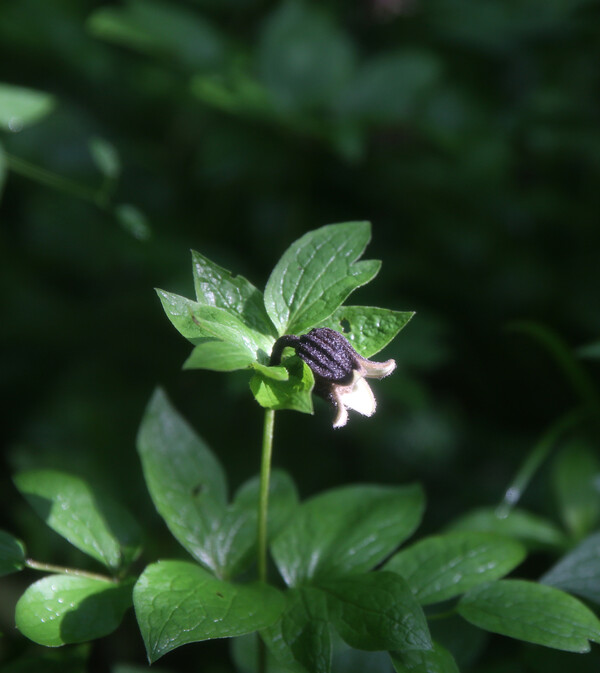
[264,222,380,336]
[272,484,424,586]
[385,531,526,605]
[14,470,141,570]
[390,641,459,673]
[458,579,600,652]
[16,575,133,647]
[134,560,284,662]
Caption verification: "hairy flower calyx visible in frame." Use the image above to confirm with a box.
[270,327,396,428]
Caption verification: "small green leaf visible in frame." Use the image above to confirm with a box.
[133,560,284,663]
[385,532,526,605]
[250,356,314,413]
[390,641,459,673]
[16,575,133,647]
[13,471,141,571]
[89,137,120,180]
[318,306,414,358]
[272,484,424,586]
[0,530,26,576]
[88,0,224,71]
[157,290,273,363]
[448,507,568,549]
[0,82,55,131]
[541,532,600,606]
[137,388,227,573]
[457,579,600,652]
[251,362,290,381]
[552,441,600,540]
[321,572,431,652]
[263,222,381,336]
[261,587,331,673]
[192,250,276,338]
[184,339,256,372]
[115,204,151,241]
[210,470,299,580]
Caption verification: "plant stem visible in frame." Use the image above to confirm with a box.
[495,407,585,518]
[257,409,276,583]
[25,558,116,583]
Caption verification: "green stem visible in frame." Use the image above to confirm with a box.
[257,409,275,583]
[495,407,586,518]
[25,558,116,583]
[5,152,104,207]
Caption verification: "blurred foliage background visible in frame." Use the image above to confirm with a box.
[1,0,600,670]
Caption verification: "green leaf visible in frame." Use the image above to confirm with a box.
[251,362,290,381]
[261,587,331,673]
[210,470,299,580]
[263,222,381,336]
[448,507,568,550]
[115,204,151,241]
[541,532,600,606]
[191,250,276,338]
[13,470,141,571]
[133,560,284,663]
[457,579,600,652]
[385,532,526,605]
[552,441,600,540]
[88,0,224,71]
[258,0,355,110]
[137,388,227,573]
[0,82,55,131]
[321,572,431,652]
[15,575,133,647]
[157,290,274,364]
[317,306,414,358]
[272,484,424,586]
[250,356,314,413]
[390,641,459,673]
[89,137,120,180]
[0,530,26,576]
[184,339,256,372]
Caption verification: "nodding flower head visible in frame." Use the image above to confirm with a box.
[269,327,396,428]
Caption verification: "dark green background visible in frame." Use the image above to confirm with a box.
[1,0,599,670]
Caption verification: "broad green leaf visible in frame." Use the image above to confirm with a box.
[321,572,431,652]
[272,483,424,586]
[391,641,459,673]
[115,204,151,241]
[209,470,299,580]
[0,530,26,576]
[251,362,290,381]
[89,137,120,180]
[16,575,133,647]
[263,222,381,336]
[191,250,276,338]
[157,290,273,363]
[250,356,314,413]
[0,82,55,131]
[137,388,227,573]
[134,560,284,663]
[318,306,414,358]
[13,470,141,571]
[258,0,355,110]
[261,587,331,673]
[184,339,256,372]
[0,142,6,203]
[88,0,224,71]
[385,531,526,605]
[541,532,600,606]
[457,579,600,652]
[552,441,600,540]
[448,507,568,549]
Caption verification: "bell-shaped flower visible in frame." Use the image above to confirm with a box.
[269,327,396,428]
